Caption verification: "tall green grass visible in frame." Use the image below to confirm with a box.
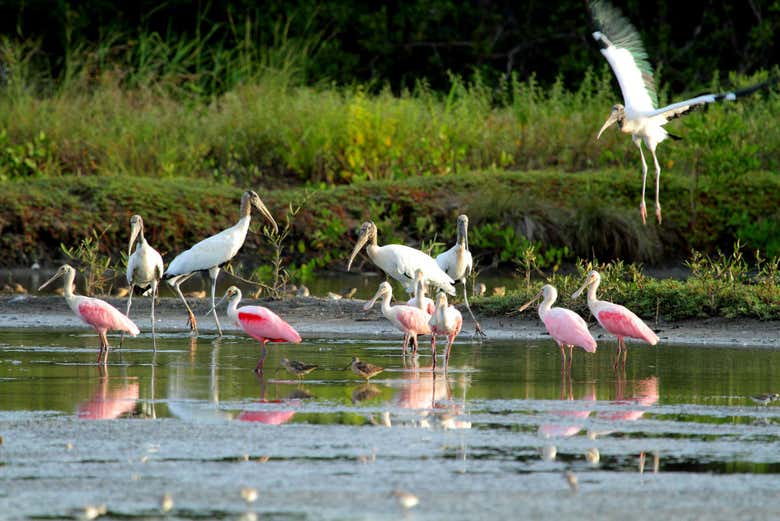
[0,37,778,185]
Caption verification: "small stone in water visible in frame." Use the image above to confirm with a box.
[541,445,557,461]
[565,471,579,493]
[160,493,174,513]
[241,487,259,504]
[393,489,419,509]
[66,442,74,451]
[585,447,600,464]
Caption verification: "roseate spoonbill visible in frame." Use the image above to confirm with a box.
[39,264,140,364]
[407,269,435,314]
[750,393,779,406]
[364,281,432,356]
[572,270,658,368]
[518,284,596,371]
[216,286,301,372]
[347,221,456,295]
[429,292,463,368]
[436,214,484,337]
[278,358,318,380]
[347,356,384,381]
[591,0,775,224]
[163,190,277,336]
[125,215,164,340]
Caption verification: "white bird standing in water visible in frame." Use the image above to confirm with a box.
[436,214,484,337]
[125,215,164,338]
[163,191,277,336]
[347,221,456,295]
[591,0,775,225]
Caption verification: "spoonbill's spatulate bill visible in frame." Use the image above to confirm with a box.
[364,281,432,357]
[572,270,658,369]
[347,221,456,296]
[590,0,776,225]
[428,292,463,368]
[125,215,164,340]
[39,264,140,364]
[163,190,277,336]
[518,284,596,371]
[436,214,485,337]
[218,286,301,372]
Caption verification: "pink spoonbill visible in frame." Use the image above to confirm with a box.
[364,281,432,357]
[407,269,435,315]
[436,214,485,337]
[215,286,301,372]
[572,270,659,369]
[518,284,596,371]
[163,191,277,336]
[39,264,140,364]
[428,292,463,369]
[125,215,164,340]
[347,221,456,296]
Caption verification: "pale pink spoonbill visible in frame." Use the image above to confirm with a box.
[572,270,659,369]
[429,292,463,368]
[436,214,484,336]
[125,215,164,340]
[406,269,435,315]
[518,284,596,371]
[347,221,456,296]
[39,264,140,364]
[163,191,277,336]
[363,281,432,357]
[216,286,301,372]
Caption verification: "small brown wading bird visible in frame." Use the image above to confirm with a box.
[278,358,318,380]
[347,356,384,381]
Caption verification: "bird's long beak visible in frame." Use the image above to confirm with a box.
[128,221,141,257]
[458,218,469,250]
[205,291,232,317]
[347,228,370,272]
[38,270,63,291]
[571,279,590,299]
[363,286,386,311]
[596,113,619,141]
[518,290,543,312]
[253,199,278,234]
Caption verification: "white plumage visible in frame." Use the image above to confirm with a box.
[125,215,164,338]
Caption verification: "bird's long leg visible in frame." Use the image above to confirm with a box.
[208,266,223,336]
[621,338,628,369]
[462,282,486,339]
[403,333,409,356]
[101,331,111,365]
[649,143,662,224]
[635,138,649,225]
[120,285,134,347]
[410,334,418,355]
[613,339,621,370]
[254,342,268,373]
[431,335,437,371]
[567,345,574,373]
[559,343,567,373]
[96,329,106,363]
[150,280,158,350]
[445,335,454,367]
[170,274,198,334]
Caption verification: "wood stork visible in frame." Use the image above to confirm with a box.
[428,292,463,368]
[436,214,485,337]
[347,221,456,295]
[125,215,164,340]
[217,286,302,372]
[518,284,596,372]
[38,264,139,364]
[572,270,658,369]
[363,281,432,357]
[590,0,775,224]
[163,190,277,336]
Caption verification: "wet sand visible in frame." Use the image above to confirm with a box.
[1,294,779,348]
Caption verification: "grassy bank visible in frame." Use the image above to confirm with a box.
[1,169,778,270]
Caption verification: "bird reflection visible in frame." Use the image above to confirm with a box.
[352,383,382,404]
[538,372,595,439]
[597,376,659,422]
[236,372,297,425]
[77,368,139,420]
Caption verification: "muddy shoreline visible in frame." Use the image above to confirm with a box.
[1,295,779,348]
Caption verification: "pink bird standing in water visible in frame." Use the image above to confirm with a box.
[364,281,432,357]
[518,284,597,371]
[428,292,463,369]
[572,270,659,369]
[216,286,301,372]
[39,264,140,364]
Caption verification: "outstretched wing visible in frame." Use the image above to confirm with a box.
[591,0,657,112]
[645,79,778,121]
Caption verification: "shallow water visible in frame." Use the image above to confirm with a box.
[2,331,780,519]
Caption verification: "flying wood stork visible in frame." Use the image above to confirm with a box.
[572,270,658,369]
[163,190,277,336]
[591,0,775,224]
[518,284,596,372]
[39,264,139,364]
[347,221,456,295]
[125,215,164,339]
[436,214,485,337]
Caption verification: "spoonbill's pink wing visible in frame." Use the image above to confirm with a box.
[595,303,659,345]
[237,306,302,343]
[544,308,597,352]
[392,306,432,335]
[78,298,140,335]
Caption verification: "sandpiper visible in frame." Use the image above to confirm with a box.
[749,393,779,406]
[279,358,318,379]
[348,357,384,381]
